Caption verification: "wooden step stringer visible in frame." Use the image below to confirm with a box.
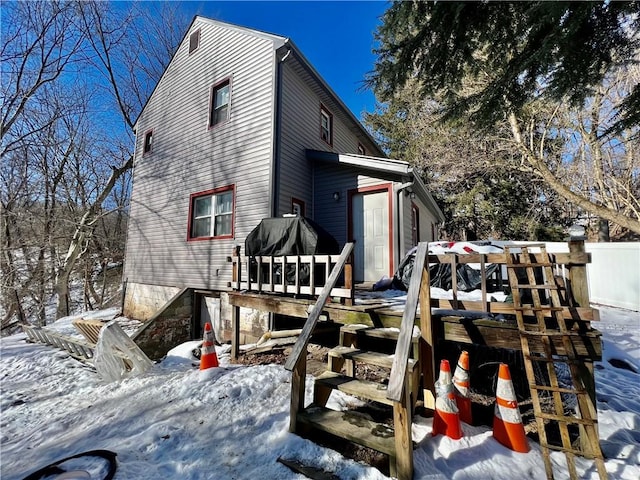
[505,245,607,480]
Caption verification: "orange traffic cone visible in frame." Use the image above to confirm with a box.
[432,359,463,439]
[453,350,472,425]
[200,322,219,370]
[493,363,529,453]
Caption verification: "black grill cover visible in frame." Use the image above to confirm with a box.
[245,217,339,256]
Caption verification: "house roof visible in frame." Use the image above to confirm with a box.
[307,149,445,222]
[134,16,384,157]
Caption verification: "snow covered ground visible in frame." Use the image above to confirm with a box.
[1,306,638,480]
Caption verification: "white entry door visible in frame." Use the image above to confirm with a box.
[352,190,390,282]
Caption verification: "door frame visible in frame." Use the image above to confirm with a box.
[347,183,394,280]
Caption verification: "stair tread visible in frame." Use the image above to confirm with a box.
[297,405,396,456]
[315,371,392,405]
[328,346,417,370]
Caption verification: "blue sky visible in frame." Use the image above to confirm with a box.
[174,1,390,120]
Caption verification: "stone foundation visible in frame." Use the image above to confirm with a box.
[132,288,193,360]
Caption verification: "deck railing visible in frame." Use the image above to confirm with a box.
[228,246,354,302]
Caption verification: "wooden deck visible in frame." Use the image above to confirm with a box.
[228,239,603,480]
[227,291,602,360]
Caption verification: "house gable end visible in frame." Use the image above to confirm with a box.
[134,15,287,132]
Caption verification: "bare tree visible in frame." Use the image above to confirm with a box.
[507,64,640,237]
[1,1,188,328]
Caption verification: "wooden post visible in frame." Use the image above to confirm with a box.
[419,253,436,410]
[344,252,354,306]
[289,353,307,433]
[231,245,240,290]
[568,238,599,450]
[392,376,414,480]
[451,254,458,309]
[568,239,590,308]
[231,304,241,362]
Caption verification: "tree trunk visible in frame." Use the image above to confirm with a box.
[55,271,70,319]
[508,113,640,235]
[598,219,610,242]
[54,157,132,319]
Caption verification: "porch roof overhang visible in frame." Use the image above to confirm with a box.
[307,149,445,223]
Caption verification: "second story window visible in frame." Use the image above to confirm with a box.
[143,130,153,155]
[320,105,332,146]
[189,186,234,240]
[210,79,230,127]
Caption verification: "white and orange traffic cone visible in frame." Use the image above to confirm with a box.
[432,359,463,440]
[453,350,472,425]
[200,322,219,370]
[493,363,529,453]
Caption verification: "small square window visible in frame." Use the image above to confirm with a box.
[189,29,200,54]
[210,79,231,127]
[143,130,153,154]
[357,143,365,155]
[188,186,234,240]
[320,105,332,146]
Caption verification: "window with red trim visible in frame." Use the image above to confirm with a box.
[188,186,234,240]
[320,105,332,145]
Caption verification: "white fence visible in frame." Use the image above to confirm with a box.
[511,241,640,312]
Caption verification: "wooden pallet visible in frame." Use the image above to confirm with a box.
[504,244,607,480]
[72,318,107,345]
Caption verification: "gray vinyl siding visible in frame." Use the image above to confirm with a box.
[278,60,382,218]
[401,197,440,253]
[124,19,277,290]
[313,163,394,247]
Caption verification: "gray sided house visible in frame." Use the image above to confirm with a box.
[123,17,444,349]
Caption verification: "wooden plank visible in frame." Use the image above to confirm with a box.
[451,254,458,310]
[289,353,306,433]
[231,305,240,361]
[297,406,396,456]
[314,371,393,405]
[388,242,428,402]
[419,245,436,410]
[427,251,590,266]
[284,243,354,372]
[328,346,417,370]
[431,298,597,321]
[440,316,601,359]
[393,379,413,480]
[277,457,340,480]
[480,255,488,313]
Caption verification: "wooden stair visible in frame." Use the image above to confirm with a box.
[286,242,433,480]
[504,244,607,480]
[300,324,419,477]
